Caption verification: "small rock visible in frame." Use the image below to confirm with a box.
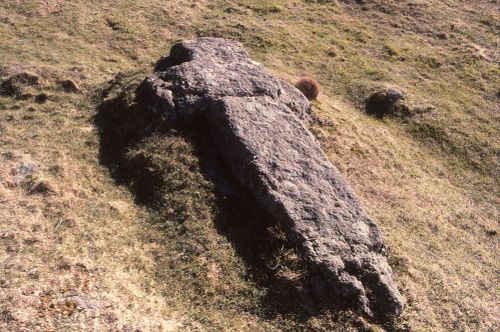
[17,162,35,175]
[12,162,36,187]
[366,88,432,119]
[60,79,81,93]
[366,88,404,117]
[68,295,102,310]
[385,88,405,103]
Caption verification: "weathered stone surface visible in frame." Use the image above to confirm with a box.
[137,37,310,124]
[136,37,404,318]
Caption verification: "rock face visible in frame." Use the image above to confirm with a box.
[136,37,404,318]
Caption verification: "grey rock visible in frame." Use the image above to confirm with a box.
[12,162,35,187]
[137,37,310,124]
[136,37,404,318]
[366,87,432,119]
[365,88,405,117]
[16,162,35,177]
[67,295,102,310]
[386,88,405,103]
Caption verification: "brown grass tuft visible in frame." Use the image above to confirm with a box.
[295,76,321,100]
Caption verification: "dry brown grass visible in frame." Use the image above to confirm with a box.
[0,0,498,331]
[295,76,321,100]
[309,97,499,331]
[0,75,181,330]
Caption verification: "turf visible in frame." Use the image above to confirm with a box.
[0,0,498,331]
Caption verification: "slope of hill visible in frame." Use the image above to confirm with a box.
[0,0,498,331]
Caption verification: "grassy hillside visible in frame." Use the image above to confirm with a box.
[0,0,498,331]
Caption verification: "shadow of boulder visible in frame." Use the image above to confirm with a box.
[93,72,357,323]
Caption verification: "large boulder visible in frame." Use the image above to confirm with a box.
[136,37,404,318]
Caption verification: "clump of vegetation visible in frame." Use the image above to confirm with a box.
[0,71,40,98]
[295,75,321,100]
